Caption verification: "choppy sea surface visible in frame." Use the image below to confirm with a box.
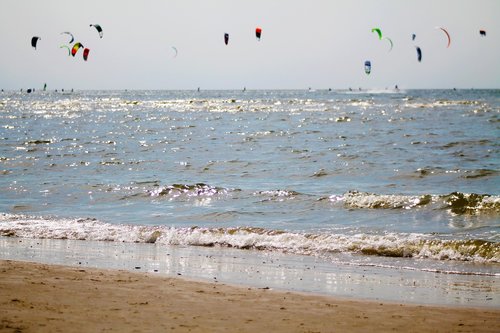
[0,89,499,289]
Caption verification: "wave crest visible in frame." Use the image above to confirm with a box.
[1,214,498,263]
[330,191,499,214]
[148,183,233,198]
[442,192,500,215]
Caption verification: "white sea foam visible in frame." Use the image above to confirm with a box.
[1,213,498,264]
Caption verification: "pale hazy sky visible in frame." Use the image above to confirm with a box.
[1,0,498,90]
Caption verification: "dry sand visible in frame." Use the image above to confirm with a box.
[1,259,499,333]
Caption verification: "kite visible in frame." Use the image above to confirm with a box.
[364,60,371,75]
[416,46,422,62]
[171,46,178,58]
[479,30,486,36]
[83,48,90,61]
[255,27,262,40]
[436,26,451,48]
[371,28,391,51]
[71,42,84,56]
[61,32,74,44]
[90,24,103,38]
[60,45,71,56]
[31,36,41,49]
[224,33,229,45]
[384,37,393,51]
[371,28,382,40]
[412,34,416,41]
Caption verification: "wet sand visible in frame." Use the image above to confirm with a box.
[1,260,499,333]
[2,237,498,307]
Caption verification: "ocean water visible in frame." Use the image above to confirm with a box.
[0,89,499,284]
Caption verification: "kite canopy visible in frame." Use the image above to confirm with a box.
[364,60,371,75]
[71,42,84,56]
[31,36,41,49]
[255,27,262,40]
[384,37,393,51]
[371,28,382,40]
[90,24,103,38]
[412,34,416,41]
[224,33,229,45]
[83,48,90,61]
[61,32,74,44]
[479,30,486,36]
[60,45,71,56]
[436,27,451,48]
[371,28,392,51]
[416,46,422,62]
[171,46,178,58]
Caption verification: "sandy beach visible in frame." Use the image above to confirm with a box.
[1,260,499,333]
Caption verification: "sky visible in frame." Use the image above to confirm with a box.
[1,0,499,90]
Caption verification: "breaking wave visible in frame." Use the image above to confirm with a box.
[328,191,499,214]
[1,214,498,264]
[119,183,500,215]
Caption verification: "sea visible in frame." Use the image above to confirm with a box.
[1,89,499,306]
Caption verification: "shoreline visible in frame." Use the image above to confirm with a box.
[1,237,499,308]
[1,259,500,333]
